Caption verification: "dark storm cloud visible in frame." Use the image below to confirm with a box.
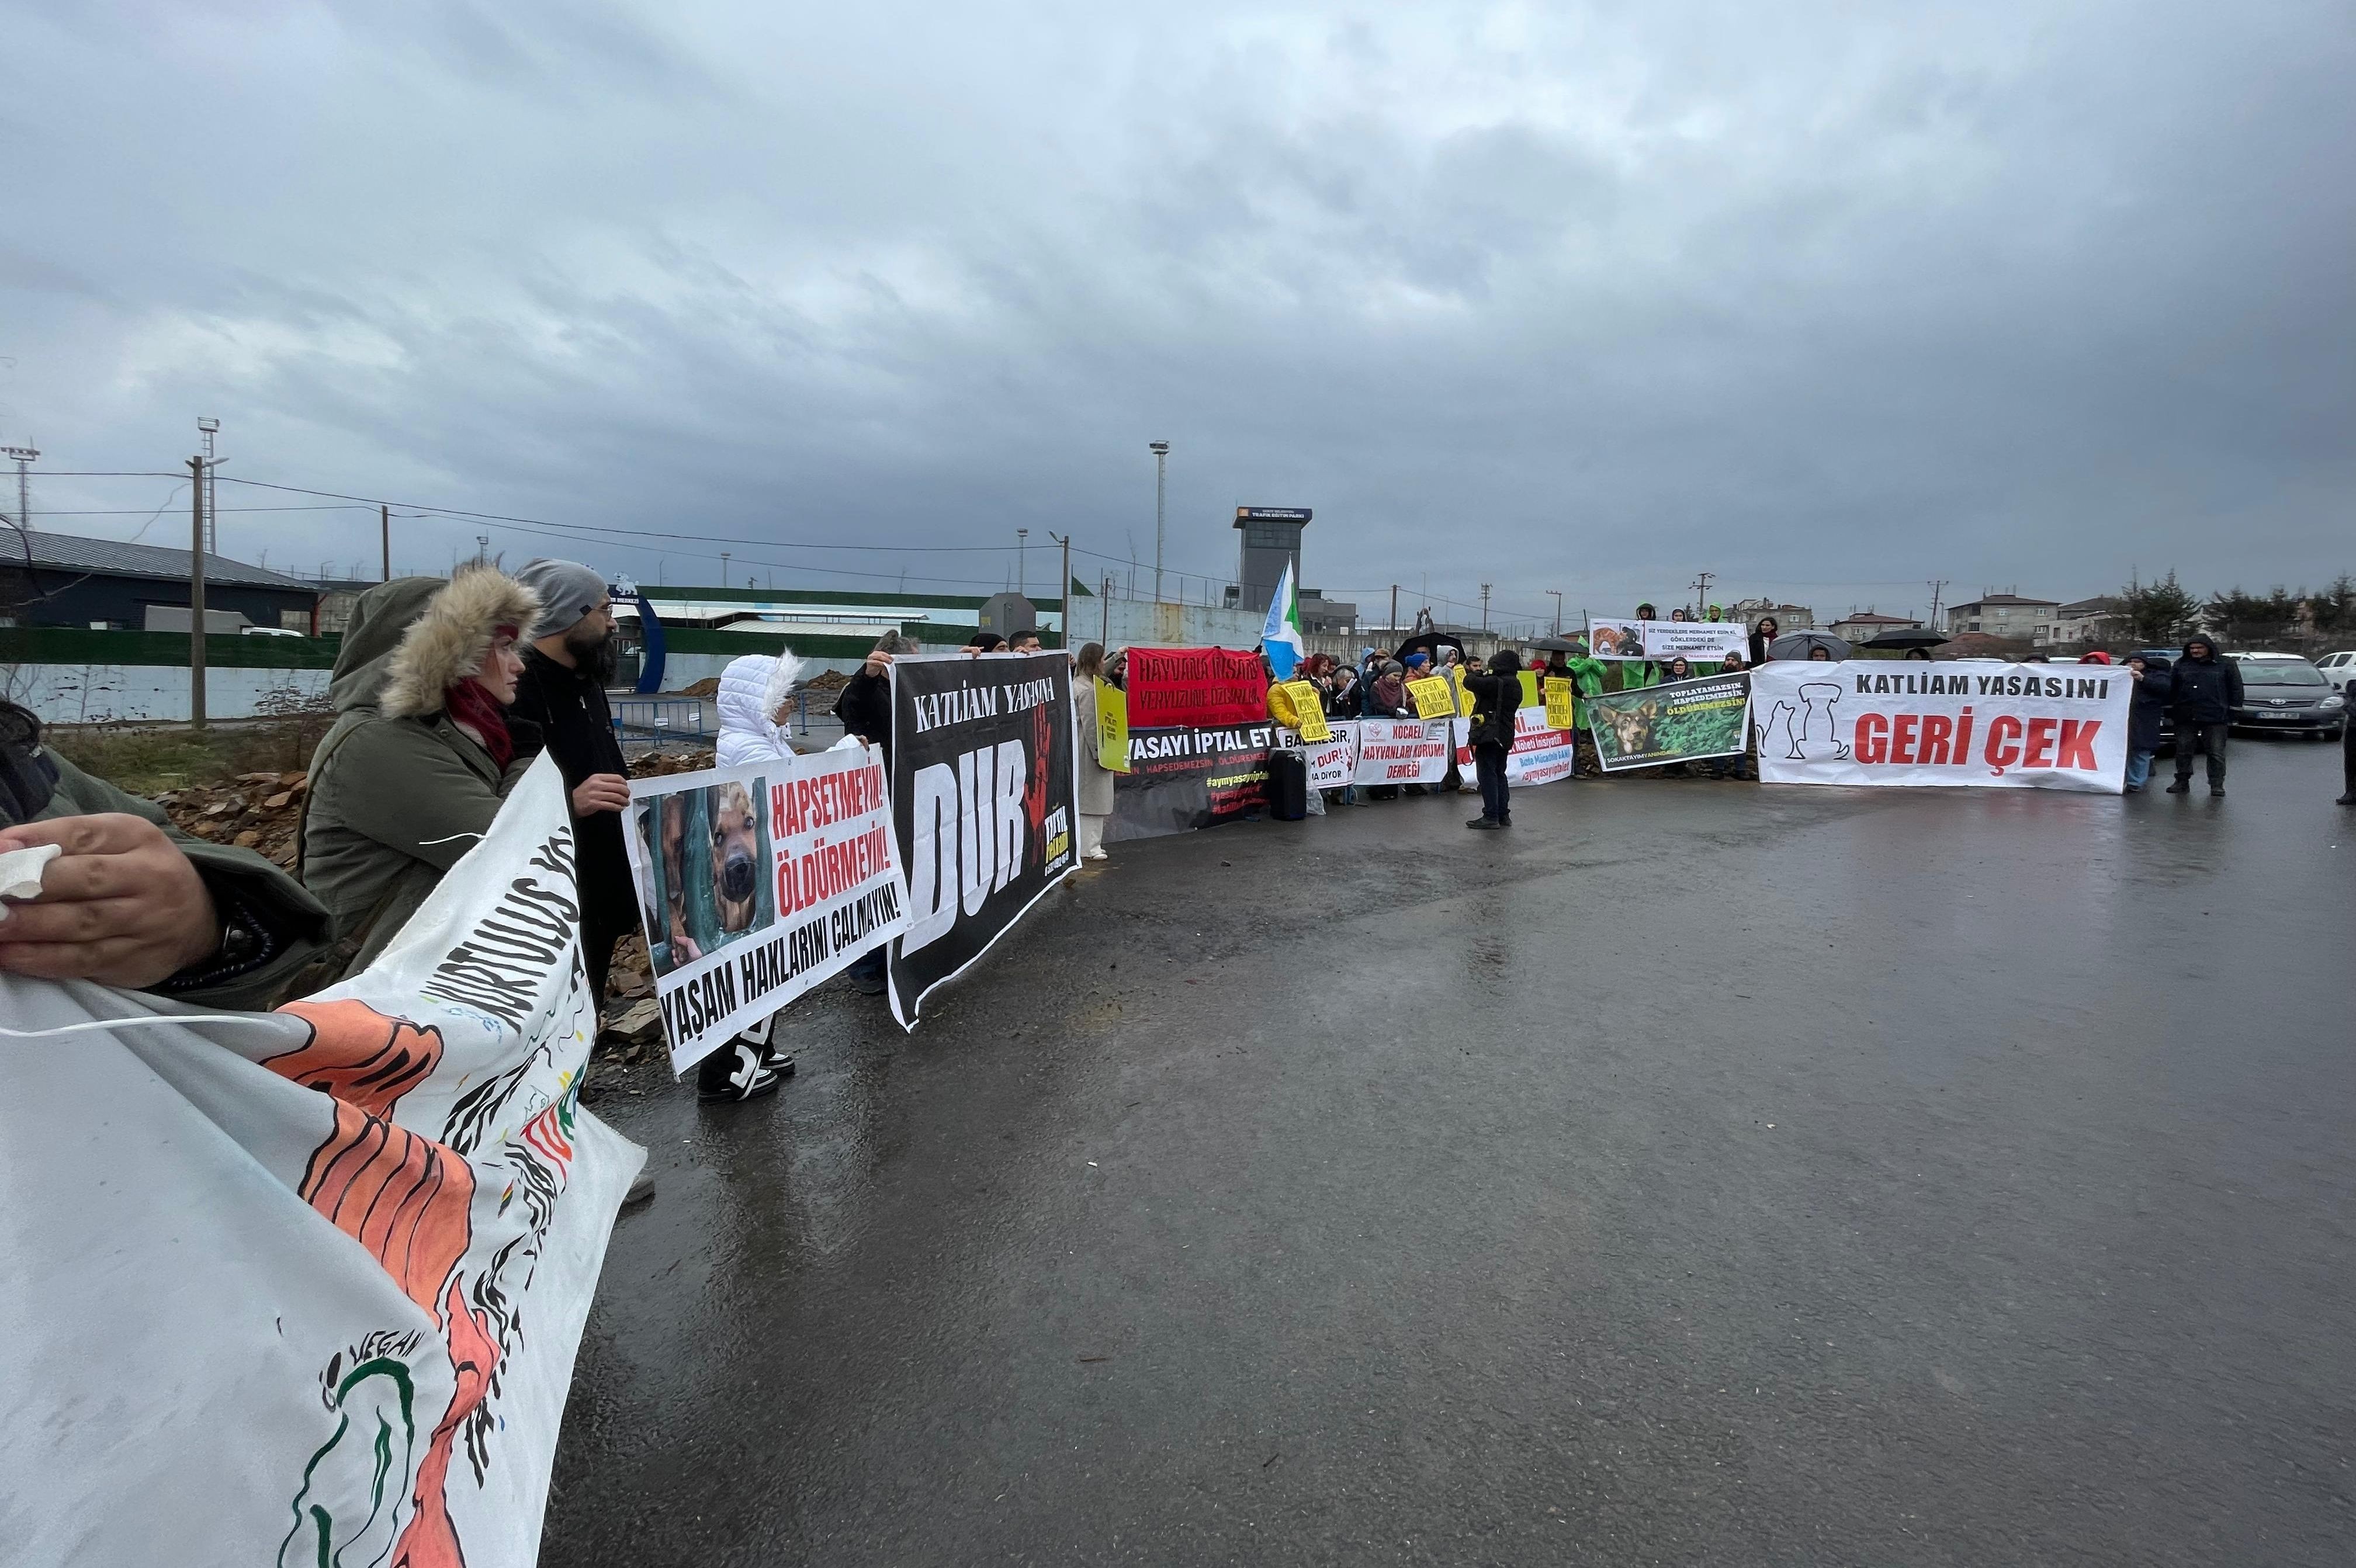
[3,1,2350,623]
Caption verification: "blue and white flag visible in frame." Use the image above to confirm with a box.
[1260,558,1307,680]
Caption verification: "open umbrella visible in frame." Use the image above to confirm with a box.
[1860,627,1949,650]
[1531,635,1581,653]
[1766,630,1853,662]
[1390,631,1467,665]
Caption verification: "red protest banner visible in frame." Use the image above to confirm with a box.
[1123,647,1271,729]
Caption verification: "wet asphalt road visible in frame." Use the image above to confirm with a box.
[545,737,2355,1566]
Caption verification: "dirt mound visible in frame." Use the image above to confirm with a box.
[154,771,309,868]
[628,748,717,778]
[678,676,722,697]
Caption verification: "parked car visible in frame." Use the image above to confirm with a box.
[2316,650,2356,677]
[2225,653,2346,740]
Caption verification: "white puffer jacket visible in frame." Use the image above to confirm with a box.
[714,652,805,767]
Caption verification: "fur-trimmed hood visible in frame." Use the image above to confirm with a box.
[328,568,541,719]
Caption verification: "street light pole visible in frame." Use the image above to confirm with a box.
[1047,531,1070,646]
[1547,589,1563,635]
[1017,528,1028,596]
[1148,440,1170,603]
[188,456,208,731]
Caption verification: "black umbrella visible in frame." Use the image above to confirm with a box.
[1390,632,1467,665]
[1860,628,1949,650]
[1531,635,1580,653]
[1766,630,1853,661]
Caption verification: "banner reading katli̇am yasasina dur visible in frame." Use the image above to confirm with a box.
[1752,661,2127,793]
[887,650,1080,1028]
[624,745,911,1071]
[1,755,640,1568]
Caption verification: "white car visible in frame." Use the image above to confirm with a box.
[2316,650,2356,677]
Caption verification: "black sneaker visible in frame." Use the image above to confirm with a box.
[2337,792,2356,805]
[2164,780,2190,794]
[697,1040,782,1102]
[760,1042,796,1077]
[1465,817,1501,830]
[2210,785,2225,797]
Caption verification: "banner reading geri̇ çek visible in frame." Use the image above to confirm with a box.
[1110,719,1279,840]
[1457,706,1577,786]
[1588,672,1752,770]
[625,747,912,1072]
[1122,646,1270,729]
[888,650,1080,1026]
[1,756,640,1568]
[1752,661,2128,793]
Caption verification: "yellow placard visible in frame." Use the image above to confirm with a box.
[1280,681,1331,741]
[1517,669,1543,707]
[1447,667,1475,716]
[1543,676,1575,730]
[1096,678,1131,773]
[1408,675,1456,720]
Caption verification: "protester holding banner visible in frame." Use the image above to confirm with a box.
[508,558,639,1007]
[300,568,546,986]
[1748,616,1780,667]
[686,650,824,1099]
[1072,643,1116,862]
[0,700,331,1004]
[2123,653,2173,793]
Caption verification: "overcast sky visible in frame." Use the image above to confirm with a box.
[4,1,2350,628]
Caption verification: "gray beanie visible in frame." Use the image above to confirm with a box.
[513,558,609,640]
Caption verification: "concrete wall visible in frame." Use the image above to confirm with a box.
[5,663,330,724]
[1069,599,1266,650]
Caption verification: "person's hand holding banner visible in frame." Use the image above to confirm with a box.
[1543,677,1575,730]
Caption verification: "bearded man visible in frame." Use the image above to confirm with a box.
[508,559,637,1003]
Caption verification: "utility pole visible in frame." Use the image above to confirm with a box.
[1100,573,1112,647]
[1148,440,1170,603]
[1481,583,1492,631]
[1048,531,1070,646]
[196,418,221,554]
[188,456,209,730]
[1389,584,1399,641]
[380,505,391,581]
[1547,589,1563,635]
[1017,528,1028,596]
[475,534,490,564]
[1,443,36,539]
[1926,578,1949,629]
[720,550,730,588]
[1689,570,1715,617]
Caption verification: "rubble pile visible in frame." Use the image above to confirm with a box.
[154,772,309,868]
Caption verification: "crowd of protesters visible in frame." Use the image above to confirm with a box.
[4,571,2351,1124]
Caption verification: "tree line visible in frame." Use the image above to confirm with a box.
[2112,572,2356,649]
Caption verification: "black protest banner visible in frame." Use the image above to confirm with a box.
[1107,721,1278,841]
[887,651,1079,1028]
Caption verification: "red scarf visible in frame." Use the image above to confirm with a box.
[445,676,515,770]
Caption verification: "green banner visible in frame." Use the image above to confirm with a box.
[1586,672,1751,771]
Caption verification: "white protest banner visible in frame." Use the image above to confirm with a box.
[625,745,911,1072]
[1454,707,1575,786]
[1353,717,1451,785]
[1641,621,1747,661]
[1586,617,1648,660]
[1753,661,2128,793]
[0,755,641,1568]
[1282,718,1358,789]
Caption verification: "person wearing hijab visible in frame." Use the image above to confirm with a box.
[1369,660,1409,718]
[300,567,544,984]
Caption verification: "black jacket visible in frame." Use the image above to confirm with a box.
[2128,660,2173,752]
[508,648,636,932]
[1466,671,1522,749]
[833,667,894,764]
[2168,650,2242,724]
